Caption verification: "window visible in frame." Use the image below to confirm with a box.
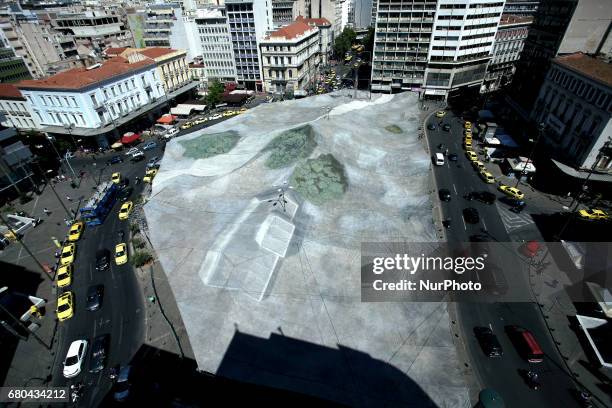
[70,97,76,107]
[90,94,97,106]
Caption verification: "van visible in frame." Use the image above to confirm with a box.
[505,325,544,363]
[435,153,445,166]
[164,128,179,139]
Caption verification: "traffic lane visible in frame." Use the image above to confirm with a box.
[459,302,579,407]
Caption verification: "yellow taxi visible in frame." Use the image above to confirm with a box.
[472,161,485,171]
[60,243,76,266]
[143,169,158,183]
[56,291,74,321]
[464,131,473,140]
[222,110,235,117]
[464,121,472,130]
[67,221,84,242]
[435,110,446,118]
[180,121,194,130]
[118,201,133,221]
[111,172,121,184]
[578,208,609,221]
[498,185,525,200]
[463,139,472,149]
[479,170,496,184]
[56,264,73,288]
[465,150,478,162]
[115,243,128,265]
[239,107,247,113]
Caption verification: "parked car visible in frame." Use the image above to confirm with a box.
[439,188,451,202]
[164,128,179,139]
[56,264,73,288]
[60,243,76,266]
[146,157,160,169]
[113,366,132,401]
[209,113,222,120]
[125,147,140,156]
[474,327,503,357]
[63,339,88,378]
[89,334,110,373]
[95,249,110,271]
[56,291,74,321]
[463,207,480,224]
[68,221,84,242]
[130,151,145,162]
[109,155,123,165]
[86,284,104,311]
[142,141,157,151]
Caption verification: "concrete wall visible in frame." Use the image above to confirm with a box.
[558,0,612,56]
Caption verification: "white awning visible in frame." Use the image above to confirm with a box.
[170,104,207,116]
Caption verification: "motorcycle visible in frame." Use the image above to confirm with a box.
[70,383,83,402]
[525,370,540,390]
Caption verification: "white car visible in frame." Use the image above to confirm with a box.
[209,113,222,120]
[163,128,179,139]
[63,339,88,378]
[125,147,141,156]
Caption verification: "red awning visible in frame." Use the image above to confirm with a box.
[121,132,140,144]
[157,114,176,124]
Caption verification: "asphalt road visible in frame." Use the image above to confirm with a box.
[50,146,159,406]
[425,113,582,407]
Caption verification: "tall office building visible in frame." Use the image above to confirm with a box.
[195,7,237,83]
[371,0,504,98]
[272,0,298,28]
[510,0,612,118]
[225,0,273,91]
[503,0,539,16]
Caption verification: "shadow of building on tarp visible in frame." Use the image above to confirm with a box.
[216,330,438,408]
[0,260,45,386]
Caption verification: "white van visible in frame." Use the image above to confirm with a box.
[163,127,179,139]
[435,153,445,166]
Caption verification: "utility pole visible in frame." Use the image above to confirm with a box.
[0,213,53,282]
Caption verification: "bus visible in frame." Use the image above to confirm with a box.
[80,181,119,226]
[506,325,544,363]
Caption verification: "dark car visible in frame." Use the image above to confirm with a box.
[118,177,129,188]
[142,141,157,151]
[427,123,436,130]
[474,327,503,357]
[95,249,110,271]
[448,153,458,162]
[89,334,109,373]
[463,207,480,224]
[475,191,496,205]
[439,188,451,202]
[146,156,160,169]
[86,284,104,311]
[130,154,145,163]
[109,156,123,165]
[118,187,133,202]
[113,365,132,401]
[442,124,451,131]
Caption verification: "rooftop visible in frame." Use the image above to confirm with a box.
[17,57,155,90]
[554,52,612,88]
[265,20,316,41]
[103,47,128,56]
[0,84,24,100]
[137,47,180,59]
[499,14,533,26]
[296,15,331,27]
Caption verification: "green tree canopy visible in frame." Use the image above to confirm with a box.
[206,80,225,107]
[333,27,358,59]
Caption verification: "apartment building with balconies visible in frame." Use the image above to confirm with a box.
[272,0,298,28]
[195,7,237,83]
[482,14,532,93]
[143,4,178,48]
[225,0,273,91]
[0,84,40,130]
[261,19,320,95]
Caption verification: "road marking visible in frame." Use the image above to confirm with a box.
[462,216,467,230]
[482,218,487,231]
[453,184,457,195]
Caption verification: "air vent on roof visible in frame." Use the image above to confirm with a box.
[87,63,102,70]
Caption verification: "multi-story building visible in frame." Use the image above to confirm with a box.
[0,17,38,78]
[189,60,207,88]
[195,7,237,83]
[52,11,134,54]
[260,19,320,95]
[272,0,298,28]
[0,45,31,83]
[143,4,178,48]
[531,52,612,173]
[297,15,333,65]
[354,0,373,29]
[0,84,40,130]
[510,0,612,118]
[482,14,532,93]
[334,0,355,34]
[503,0,539,16]
[225,0,273,91]
[16,55,166,147]
[371,0,505,98]
[371,0,378,27]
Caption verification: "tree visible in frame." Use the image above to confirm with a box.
[333,27,358,59]
[206,80,225,107]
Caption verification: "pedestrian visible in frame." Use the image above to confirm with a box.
[66,195,72,201]
[43,207,51,216]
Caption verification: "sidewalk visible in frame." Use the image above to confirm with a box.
[0,174,98,388]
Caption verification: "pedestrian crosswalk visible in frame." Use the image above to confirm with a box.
[496,203,534,232]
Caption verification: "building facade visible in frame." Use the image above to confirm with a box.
[297,15,332,66]
[0,45,31,83]
[16,56,165,146]
[0,116,34,198]
[143,4,177,48]
[503,0,539,16]
[531,53,612,172]
[128,48,191,94]
[52,11,134,53]
[195,7,237,83]
[0,84,40,130]
[260,19,320,95]
[482,14,532,93]
[225,0,273,91]
[272,0,298,28]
